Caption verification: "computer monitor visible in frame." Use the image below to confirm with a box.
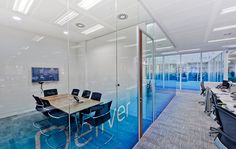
[32,67,59,82]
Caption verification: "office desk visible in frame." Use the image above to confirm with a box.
[205,82,236,114]
[41,94,101,114]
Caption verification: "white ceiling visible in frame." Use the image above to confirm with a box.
[3,0,234,55]
[0,0,155,43]
[141,0,236,53]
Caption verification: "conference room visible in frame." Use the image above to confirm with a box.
[0,0,176,148]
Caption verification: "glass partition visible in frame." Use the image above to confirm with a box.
[146,22,176,120]
[141,32,154,134]
[181,53,201,90]
[155,57,164,88]
[229,50,236,82]
[116,26,139,148]
[0,0,176,148]
[202,51,223,82]
[0,0,70,148]
[163,55,180,89]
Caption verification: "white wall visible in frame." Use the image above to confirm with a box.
[0,25,78,118]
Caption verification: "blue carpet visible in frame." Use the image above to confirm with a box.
[0,87,176,149]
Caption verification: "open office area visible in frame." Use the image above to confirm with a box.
[0,0,236,149]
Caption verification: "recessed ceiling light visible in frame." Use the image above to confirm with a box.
[155,38,167,42]
[32,35,44,42]
[70,45,84,49]
[63,31,69,35]
[124,43,137,48]
[145,50,152,53]
[208,37,236,43]
[107,36,126,42]
[81,24,104,35]
[222,44,236,48]
[147,40,153,44]
[179,48,201,53]
[55,10,79,26]
[12,16,21,21]
[221,6,236,15]
[75,23,85,28]
[231,51,236,55]
[229,58,236,61]
[161,51,178,55]
[156,46,174,50]
[13,0,34,14]
[78,0,103,10]
[147,38,167,44]
[117,13,128,20]
[144,54,152,57]
[213,24,236,32]
[20,46,29,50]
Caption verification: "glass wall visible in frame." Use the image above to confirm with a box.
[181,53,201,90]
[155,57,164,88]
[202,51,224,82]
[141,33,154,134]
[155,51,224,91]
[228,50,236,82]
[152,54,177,120]
[164,55,180,89]
[0,0,70,148]
[0,0,177,149]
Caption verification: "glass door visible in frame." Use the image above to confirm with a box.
[138,29,154,138]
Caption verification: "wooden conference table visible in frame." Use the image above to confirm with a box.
[205,82,236,114]
[41,94,101,125]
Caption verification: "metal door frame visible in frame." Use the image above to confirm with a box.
[137,27,155,139]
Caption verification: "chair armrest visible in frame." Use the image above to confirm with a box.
[48,110,68,119]
[36,104,43,107]
[33,118,52,129]
[44,106,56,111]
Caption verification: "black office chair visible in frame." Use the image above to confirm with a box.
[222,80,230,89]
[90,92,102,101]
[210,92,225,120]
[214,106,236,149]
[81,90,91,98]
[32,95,68,149]
[199,81,206,105]
[32,95,54,116]
[82,101,113,145]
[200,81,206,96]
[71,89,80,96]
[80,92,103,116]
[44,89,58,97]
[209,93,222,136]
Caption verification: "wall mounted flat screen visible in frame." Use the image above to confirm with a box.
[32,67,59,82]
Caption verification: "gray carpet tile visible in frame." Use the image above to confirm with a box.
[134,91,218,149]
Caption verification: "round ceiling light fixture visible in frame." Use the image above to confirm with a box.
[117,13,128,20]
[75,23,85,28]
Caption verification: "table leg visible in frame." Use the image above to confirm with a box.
[79,112,83,126]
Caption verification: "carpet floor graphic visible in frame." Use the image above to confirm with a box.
[0,88,176,149]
